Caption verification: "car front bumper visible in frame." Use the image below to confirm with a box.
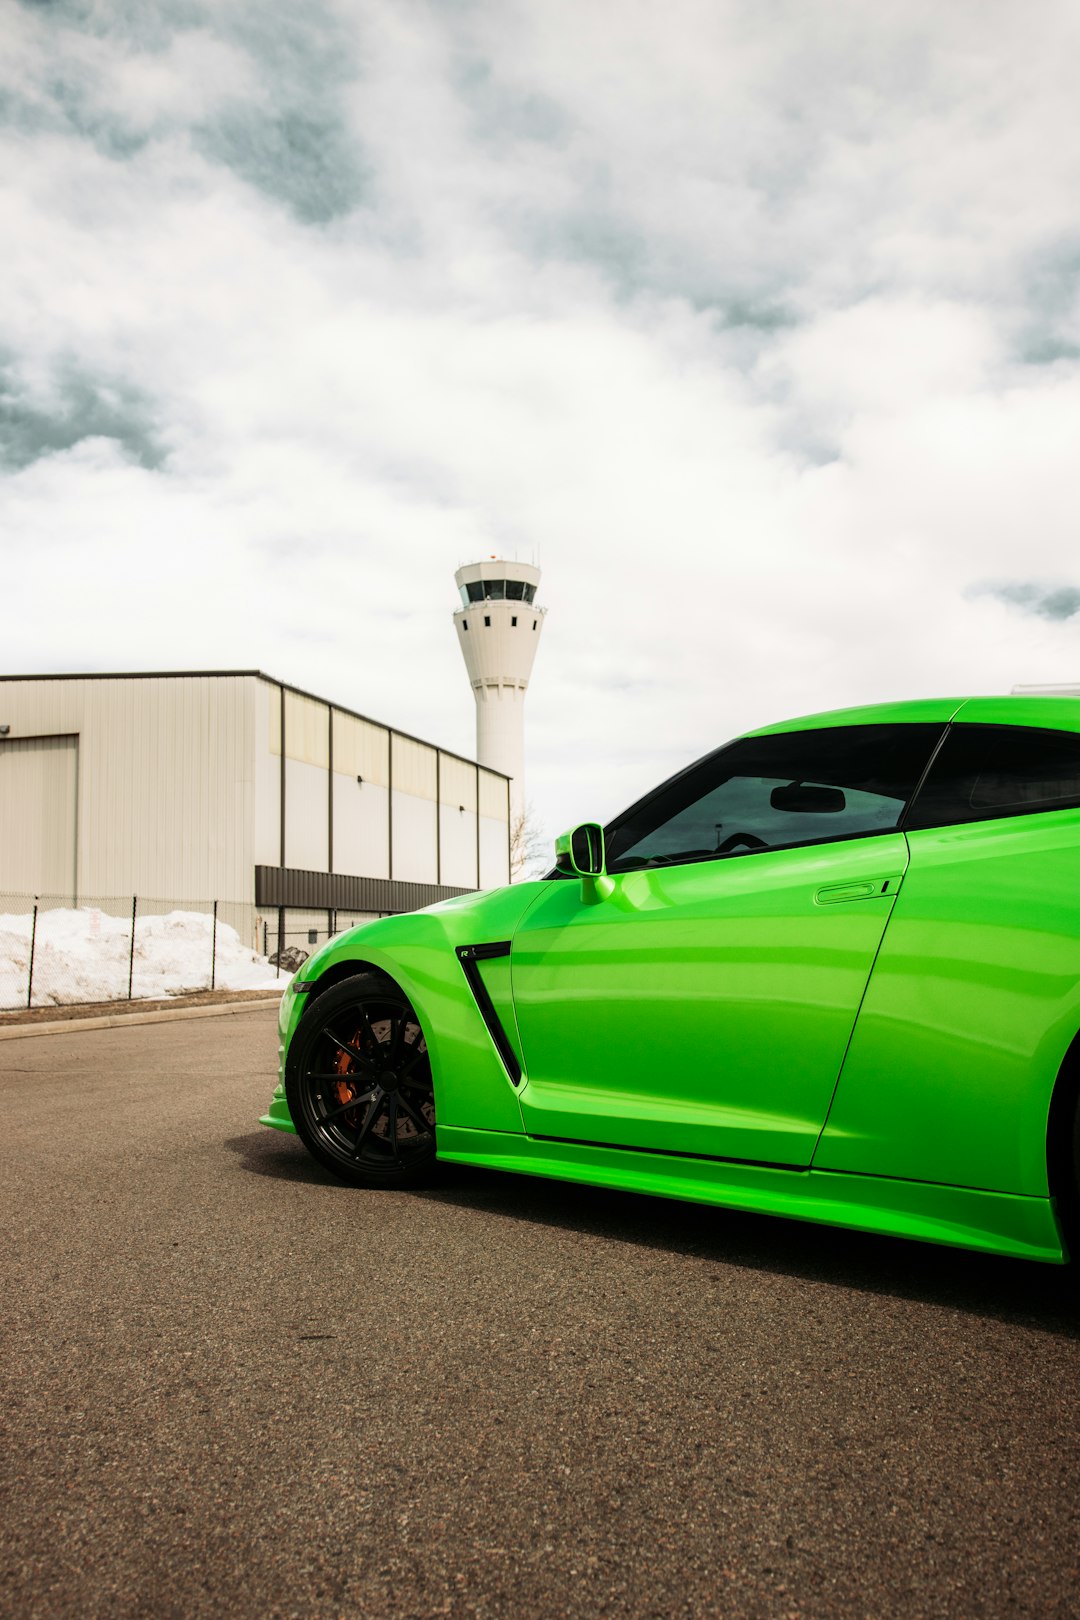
[259,1078,296,1133]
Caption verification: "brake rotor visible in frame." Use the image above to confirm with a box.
[326,1017,432,1140]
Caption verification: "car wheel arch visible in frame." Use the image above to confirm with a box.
[293,958,442,1102]
[298,957,395,1007]
[285,966,439,1187]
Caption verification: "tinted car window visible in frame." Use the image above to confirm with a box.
[905,724,1080,831]
[605,724,944,873]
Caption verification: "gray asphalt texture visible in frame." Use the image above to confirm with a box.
[3,1010,1079,1619]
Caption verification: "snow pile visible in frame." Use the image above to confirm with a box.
[0,907,285,1009]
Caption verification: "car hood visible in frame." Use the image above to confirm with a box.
[293,877,552,989]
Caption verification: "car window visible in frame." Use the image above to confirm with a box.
[904,723,1080,831]
[605,724,945,873]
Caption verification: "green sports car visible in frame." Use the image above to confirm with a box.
[261,694,1080,1265]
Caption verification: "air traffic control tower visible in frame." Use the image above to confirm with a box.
[453,558,545,834]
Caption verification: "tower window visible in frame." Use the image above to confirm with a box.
[532,619,537,630]
[511,615,517,626]
[462,619,468,630]
[484,615,491,626]
[465,577,536,605]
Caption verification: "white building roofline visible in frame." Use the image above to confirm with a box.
[0,669,509,780]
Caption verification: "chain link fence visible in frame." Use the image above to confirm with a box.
[0,894,287,1011]
[263,921,322,975]
[259,912,386,975]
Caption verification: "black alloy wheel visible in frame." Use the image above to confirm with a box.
[285,972,437,1187]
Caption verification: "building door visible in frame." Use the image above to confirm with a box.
[0,735,78,901]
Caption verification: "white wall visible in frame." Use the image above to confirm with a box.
[332,775,390,879]
[479,768,510,888]
[0,674,510,911]
[438,753,478,887]
[0,734,78,899]
[438,804,477,887]
[391,792,438,883]
[253,681,280,867]
[285,759,329,871]
[0,675,258,902]
[261,680,479,893]
[282,692,329,872]
[390,734,438,883]
[331,708,390,879]
[479,817,510,889]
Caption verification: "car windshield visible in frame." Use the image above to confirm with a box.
[605,723,944,872]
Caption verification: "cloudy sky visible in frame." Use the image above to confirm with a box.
[3,0,1080,855]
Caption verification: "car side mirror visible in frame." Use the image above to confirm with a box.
[555,822,607,877]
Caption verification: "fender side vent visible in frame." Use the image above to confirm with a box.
[455,942,521,1085]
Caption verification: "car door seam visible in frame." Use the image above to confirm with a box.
[808,831,912,1165]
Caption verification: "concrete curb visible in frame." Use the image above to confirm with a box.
[0,997,282,1041]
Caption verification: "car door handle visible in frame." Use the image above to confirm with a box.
[815,875,902,905]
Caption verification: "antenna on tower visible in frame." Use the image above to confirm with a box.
[452,555,546,845]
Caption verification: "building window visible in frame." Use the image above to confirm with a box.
[484,615,491,626]
[511,615,517,626]
[462,619,468,630]
[532,619,537,630]
[464,577,535,605]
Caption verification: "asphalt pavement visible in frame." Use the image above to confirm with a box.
[3,1008,1079,1618]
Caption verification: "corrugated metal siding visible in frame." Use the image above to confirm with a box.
[392,735,437,800]
[333,711,390,787]
[254,680,281,866]
[439,803,479,888]
[0,734,78,899]
[479,815,511,889]
[285,758,329,871]
[389,792,438,883]
[0,674,510,908]
[479,767,508,821]
[0,676,258,902]
[255,866,469,913]
[332,775,389,879]
[439,754,477,812]
[285,691,329,768]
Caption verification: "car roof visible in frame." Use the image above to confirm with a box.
[745,693,1080,738]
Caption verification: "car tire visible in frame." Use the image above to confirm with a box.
[285,972,437,1188]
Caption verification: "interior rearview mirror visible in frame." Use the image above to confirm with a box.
[555,821,606,877]
[770,781,846,814]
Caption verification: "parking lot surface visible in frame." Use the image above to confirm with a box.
[3,1007,1080,1617]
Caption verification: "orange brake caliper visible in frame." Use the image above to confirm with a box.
[332,1028,363,1113]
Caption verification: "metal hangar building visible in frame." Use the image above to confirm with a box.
[0,670,511,956]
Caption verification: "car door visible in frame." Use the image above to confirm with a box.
[511,722,947,1167]
[814,703,1080,1196]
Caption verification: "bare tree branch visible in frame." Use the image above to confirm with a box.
[510,803,548,880]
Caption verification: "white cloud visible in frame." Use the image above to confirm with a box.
[3,0,1080,851]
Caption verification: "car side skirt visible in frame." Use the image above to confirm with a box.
[436,1126,1066,1265]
